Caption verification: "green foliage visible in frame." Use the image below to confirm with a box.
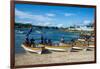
[15,23,59,29]
[15,23,32,28]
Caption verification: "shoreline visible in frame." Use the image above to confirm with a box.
[15,50,94,66]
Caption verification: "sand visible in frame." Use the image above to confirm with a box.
[15,49,95,66]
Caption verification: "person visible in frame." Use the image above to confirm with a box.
[40,35,46,44]
[24,37,30,46]
[61,37,64,43]
[48,39,52,46]
[71,39,76,47]
[44,38,48,45]
[30,38,35,47]
[40,35,44,44]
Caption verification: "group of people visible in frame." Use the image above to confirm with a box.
[23,27,65,47]
[40,35,52,46]
[24,36,66,47]
[24,37,35,47]
[24,35,53,47]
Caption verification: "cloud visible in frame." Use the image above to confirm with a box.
[15,19,32,24]
[57,24,64,27]
[15,8,32,19]
[83,20,91,25]
[46,13,55,17]
[64,13,75,16]
[15,9,70,28]
[37,22,51,26]
[36,22,64,27]
[32,15,52,22]
[15,8,53,22]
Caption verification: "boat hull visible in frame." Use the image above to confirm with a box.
[72,45,94,51]
[21,44,42,54]
[87,45,95,50]
[45,46,72,52]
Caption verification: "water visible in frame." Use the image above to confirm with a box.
[15,28,80,54]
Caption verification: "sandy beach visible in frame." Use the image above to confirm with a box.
[15,49,95,66]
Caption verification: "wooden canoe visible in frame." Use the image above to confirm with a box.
[21,44,43,54]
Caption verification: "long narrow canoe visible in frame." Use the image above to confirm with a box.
[72,45,95,51]
[38,43,72,52]
[21,44,43,54]
[87,45,95,50]
[45,46,72,52]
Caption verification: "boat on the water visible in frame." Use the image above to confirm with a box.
[21,44,44,54]
[15,30,24,34]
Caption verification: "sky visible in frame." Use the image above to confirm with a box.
[15,4,95,28]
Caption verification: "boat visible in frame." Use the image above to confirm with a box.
[87,45,95,50]
[15,30,24,34]
[72,46,88,51]
[77,39,85,41]
[72,45,95,51]
[72,38,95,51]
[72,47,83,50]
[44,43,72,52]
[45,46,72,52]
[21,44,44,54]
[71,39,88,51]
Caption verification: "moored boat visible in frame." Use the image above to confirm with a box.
[44,43,72,52]
[45,46,72,52]
[71,39,88,51]
[21,44,44,54]
[87,45,95,50]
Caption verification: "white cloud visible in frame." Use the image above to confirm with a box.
[64,13,75,16]
[83,20,91,25]
[15,8,32,19]
[57,24,64,27]
[46,13,55,17]
[15,8,53,22]
[36,22,64,27]
[32,15,52,22]
[15,20,32,24]
[15,9,67,27]
[37,22,51,26]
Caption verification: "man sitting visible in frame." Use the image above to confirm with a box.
[30,38,35,47]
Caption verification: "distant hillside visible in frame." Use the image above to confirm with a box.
[15,23,94,32]
[15,23,33,28]
[15,23,59,29]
